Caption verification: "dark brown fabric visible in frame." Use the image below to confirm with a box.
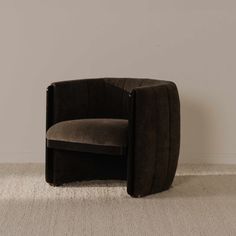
[47,140,126,155]
[46,78,180,197]
[50,149,127,185]
[127,83,180,197]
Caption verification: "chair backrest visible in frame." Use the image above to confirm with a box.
[103,78,167,119]
[46,78,167,128]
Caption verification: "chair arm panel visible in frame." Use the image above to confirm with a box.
[127,82,180,197]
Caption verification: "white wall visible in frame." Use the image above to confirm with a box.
[0,0,236,163]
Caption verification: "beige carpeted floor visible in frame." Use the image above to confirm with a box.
[0,164,236,236]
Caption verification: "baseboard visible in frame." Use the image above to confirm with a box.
[179,153,236,164]
[0,152,43,163]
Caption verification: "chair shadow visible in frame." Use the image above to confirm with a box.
[0,163,43,178]
[145,174,236,199]
[62,180,126,188]
[1,164,236,199]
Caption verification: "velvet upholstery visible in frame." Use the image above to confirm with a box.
[46,119,128,155]
[46,78,180,197]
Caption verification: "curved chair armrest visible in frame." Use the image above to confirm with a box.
[127,82,180,197]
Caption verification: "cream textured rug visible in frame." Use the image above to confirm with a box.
[0,164,236,236]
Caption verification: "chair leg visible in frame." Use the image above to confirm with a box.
[49,182,62,187]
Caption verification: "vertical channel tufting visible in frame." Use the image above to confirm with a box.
[103,78,126,118]
[127,90,136,195]
[87,79,106,118]
[163,85,172,190]
[150,86,170,193]
[121,79,127,118]
[126,81,180,197]
[86,80,89,118]
[164,83,180,189]
[46,85,54,130]
[132,86,158,196]
[46,85,54,183]
[149,87,159,194]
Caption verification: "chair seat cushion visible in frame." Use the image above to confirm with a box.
[46,119,128,155]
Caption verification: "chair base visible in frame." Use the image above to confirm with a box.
[46,148,127,186]
[46,148,177,197]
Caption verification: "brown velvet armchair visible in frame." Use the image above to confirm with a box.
[46,78,180,197]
